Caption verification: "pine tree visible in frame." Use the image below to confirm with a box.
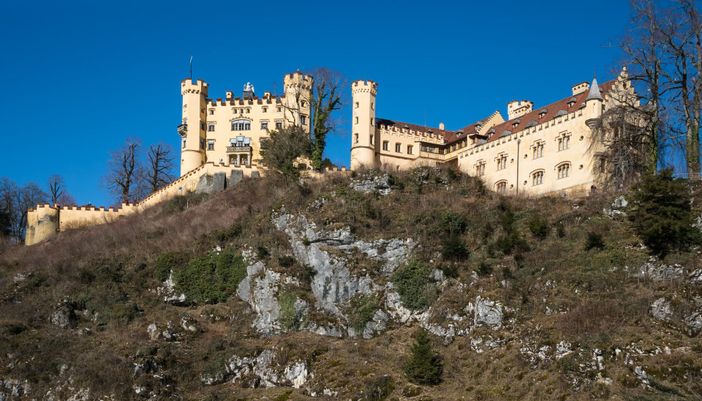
[404,329,442,385]
[628,169,700,257]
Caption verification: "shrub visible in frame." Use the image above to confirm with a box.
[260,126,312,178]
[172,248,247,304]
[476,260,492,277]
[278,255,295,268]
[628,170,700,257]
[361,375,394,401]
[441,211,468,236]
[392,261,434,310]
[528,215,549,240]
[278,291,299,331]
[585,231,605,251]
[495,232,530,255]
[154,251,188,282]
[348,294,380,332]
[404,329,442,385]
[441,235,469,261]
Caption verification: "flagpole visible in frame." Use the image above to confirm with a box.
[189,56,193,81]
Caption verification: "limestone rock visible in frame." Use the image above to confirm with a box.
[50,300,77,329]
[195,172,226,194]
[350,173,392,196]
[638,258,684,281]
[684,312,702,336]
[202,350,309,389]
[472,296,503,329]
[650,297,672,321]
[147,323,159,340]
[158,272,187,305]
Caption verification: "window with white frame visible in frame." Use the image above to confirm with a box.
[557,133,571,151]
[496,153,508,171]
[475,160,486,177]
[533,141,544,159]
[532,170,544,186]
[557,163,570,179]
[207,139,215,151]
[231,119,251,131]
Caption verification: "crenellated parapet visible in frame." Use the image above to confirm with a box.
[352,80,377,96]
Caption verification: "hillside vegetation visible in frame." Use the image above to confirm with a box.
[1,168,702,401]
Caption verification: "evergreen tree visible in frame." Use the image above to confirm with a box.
[628,169,700,257]
[404,329,442,385]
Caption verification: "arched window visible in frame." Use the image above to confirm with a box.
[495,180,507,193]
[557,162,571,179]
[531,170,544,186]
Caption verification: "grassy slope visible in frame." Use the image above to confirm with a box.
[1,169,701,401]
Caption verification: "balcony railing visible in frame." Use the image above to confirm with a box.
[177,124,187,136]
[226,145,252,153]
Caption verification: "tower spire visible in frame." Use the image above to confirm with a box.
[586,77,603,101]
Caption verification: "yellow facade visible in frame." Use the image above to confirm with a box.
[351,67,638,196]
[26,72,313,245]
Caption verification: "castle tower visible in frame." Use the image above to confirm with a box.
[350,80,378,170]
[283,72,313,131]
[179,79,209,176]
[585,77,604,130]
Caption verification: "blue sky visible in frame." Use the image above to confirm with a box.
[0,0,642,205]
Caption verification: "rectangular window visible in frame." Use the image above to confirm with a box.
[261,121,268,130]
[382,141,389,151]
[208,109,215,115]
[208,124,215,132]
[395,143,401,153]
[262,107,268,113]
[370,135,374,145]
[355,116,359,125]
[533,142,544,159]
[275,121,283,130]
[301,115,307,125]
[182,139,186,149]
[207,140,215,151]
[407,145,413,155]
[354,133,359,144]
[558,134,571,151]
[496,154,508,171]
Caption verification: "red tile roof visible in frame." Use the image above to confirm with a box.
[375,80,615,147]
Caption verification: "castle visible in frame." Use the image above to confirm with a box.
[350,67,637,195]
[25,68,637,245]
[25,72,318,246]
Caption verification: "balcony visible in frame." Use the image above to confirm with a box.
[226,145,252,153]
[177,123,187,136]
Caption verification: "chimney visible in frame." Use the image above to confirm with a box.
[439,122,445,130]
[571,82,590,96]
[507,100,533,120]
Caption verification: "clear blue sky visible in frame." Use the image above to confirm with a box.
[1,0,641,206]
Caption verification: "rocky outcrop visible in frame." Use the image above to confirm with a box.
[201,350,309,389]
[638,259,684,282]
[350,173,392,196]
[650,297,672,321]
[50,299,78,329]
[472,296,504,329]
[195,172,227,194]
[157,272,187,305]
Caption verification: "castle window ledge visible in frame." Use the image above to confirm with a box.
[226,145,252,153]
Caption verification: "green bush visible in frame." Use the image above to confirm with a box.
[528,214,549,240]
[361,375,394,401]
[441,211,468,236]
[278,291,300,331]
[585,231,605,251]
[441,235,470,261]
[348,294,380,332]
[628,170,700,257]
[172,248,247,304]
[404,329,442,385]
[154,252,188,282]
[392,261,434,310]
[495,232,530,255]
[476,260,493,276]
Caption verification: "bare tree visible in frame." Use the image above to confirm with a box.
[309,68,344,170]
[47,174,75,205]
[106,140,141,204]
[624,0,702,178]
[0,178,48,241]
[146,143,175,192]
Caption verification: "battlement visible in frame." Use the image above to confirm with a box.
[352,80,378,95]
[284,72,313,91]
[181,79,209,95]
[572,82,590,95]
[207,96,283,107]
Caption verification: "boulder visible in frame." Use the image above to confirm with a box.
[650,297,672,321]
[195,172,226,194]
[50,300,77,329]
[472,296,503,329]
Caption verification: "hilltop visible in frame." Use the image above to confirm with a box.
[1,168,702,401]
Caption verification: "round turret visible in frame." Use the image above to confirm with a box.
[350,80,378,170]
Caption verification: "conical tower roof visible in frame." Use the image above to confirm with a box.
[586,77,603,101]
